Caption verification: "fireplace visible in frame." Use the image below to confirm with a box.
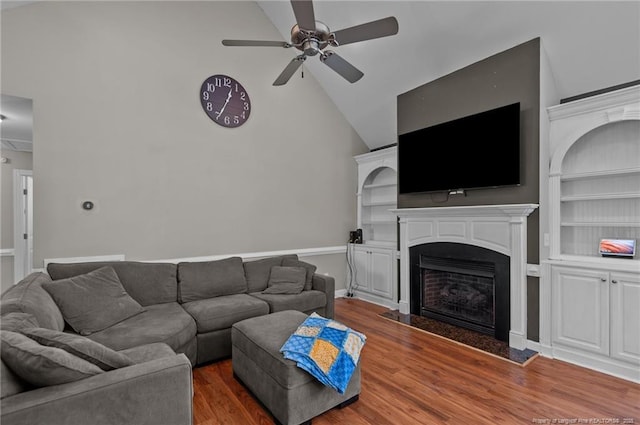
[410,242,510,342]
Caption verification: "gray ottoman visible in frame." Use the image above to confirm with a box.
[232,310,361,425]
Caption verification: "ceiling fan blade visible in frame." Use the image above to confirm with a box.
[222,39,290,48]
[273,55,306,86]
[332,16,399,46]
[290,0,316,30]
[320,51,363,83]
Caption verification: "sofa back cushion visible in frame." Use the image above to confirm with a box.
[0,272,64,332]
[178,257,247,303]
[47,261,177,306]
[243,255,298,293]
[42,267,146,336]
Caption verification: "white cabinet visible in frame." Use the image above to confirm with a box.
[543,85,640,382]
[351,245,395,299]
[349,147,398,308]
[551,266,640,366]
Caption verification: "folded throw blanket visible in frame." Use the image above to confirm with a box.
[280,313,366,394]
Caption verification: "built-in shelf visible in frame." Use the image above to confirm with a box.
[353,146,399,308]
[362,201,397,207]
[558,167,640,181]
[363,182,397,190]
[560,221,640,228]
[561,193,640,201]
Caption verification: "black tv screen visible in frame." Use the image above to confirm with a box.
[398,102,521,194]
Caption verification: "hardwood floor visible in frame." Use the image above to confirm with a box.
[193,298,640,424]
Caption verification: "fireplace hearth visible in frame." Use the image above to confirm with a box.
[410,242,510,342]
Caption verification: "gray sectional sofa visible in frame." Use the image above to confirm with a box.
[0,255,335,425]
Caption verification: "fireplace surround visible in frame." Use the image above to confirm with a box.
[393,204,538,349]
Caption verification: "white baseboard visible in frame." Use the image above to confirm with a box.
[335,289,347,298]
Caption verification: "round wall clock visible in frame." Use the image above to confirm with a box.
[200,74,251,128]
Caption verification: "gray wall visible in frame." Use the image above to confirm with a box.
[1,1,367,290]
[397,38,541,340]
[0,150,33,293]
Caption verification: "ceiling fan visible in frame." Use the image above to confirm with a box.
[222,0,399,86]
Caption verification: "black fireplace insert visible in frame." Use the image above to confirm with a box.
[410,242,510,342]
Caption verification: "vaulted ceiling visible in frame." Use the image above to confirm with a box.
[2,1,639,152]
[256,1,640,149]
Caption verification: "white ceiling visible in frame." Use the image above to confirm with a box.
[257,1,640,149]
[1,1,638,152]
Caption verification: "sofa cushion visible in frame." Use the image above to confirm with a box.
[282,258,317,291]
[178,257,247,303]
[250,290,327,314]
[1,359,30,399]
[21,327,134,371]
[47,261,178,306]
[0,330,103,388]
[0,272,64,331]
[243,255,298,293]
[42,267,145,336]
[0,312,38,332]
[86,302,196,352]
[182,294,269,333]
[262,266,306,295]
[117,343,177,364]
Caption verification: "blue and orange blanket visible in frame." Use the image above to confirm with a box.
[280,313,366,394]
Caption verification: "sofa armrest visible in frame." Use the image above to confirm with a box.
[312,273,335,319]
[1,354,193,425]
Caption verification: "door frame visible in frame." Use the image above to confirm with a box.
[13,169,33,283]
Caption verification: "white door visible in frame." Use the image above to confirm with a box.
[610,272,640,365]
[551,266,609,355]
[14,170,33,282]
[369,247,394,298]
[352,245,370,292]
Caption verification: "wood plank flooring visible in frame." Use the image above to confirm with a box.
[193,298,640,424]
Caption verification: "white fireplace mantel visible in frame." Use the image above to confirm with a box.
[391,203,538,350]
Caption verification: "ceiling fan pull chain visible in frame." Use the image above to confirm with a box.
[301,62,304,79]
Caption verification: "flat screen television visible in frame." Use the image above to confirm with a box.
[398,102,521,194]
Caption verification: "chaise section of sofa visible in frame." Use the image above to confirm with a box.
[0,271,193,425]
[1,348,193,425]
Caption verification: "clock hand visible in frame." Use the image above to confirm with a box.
[215,89,233,120]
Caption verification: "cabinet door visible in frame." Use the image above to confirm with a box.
[352,245,370,291]
[610,272,640,364]
[369,248,394,298]
[552,266,609,355]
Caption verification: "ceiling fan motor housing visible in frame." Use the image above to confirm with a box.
[291,21,333,56]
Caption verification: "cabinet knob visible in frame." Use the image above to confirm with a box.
[611,280,618,284]
[600,278,607,282]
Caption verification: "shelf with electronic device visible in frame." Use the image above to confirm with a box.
[542,84,640,383]
[348,146,399,308]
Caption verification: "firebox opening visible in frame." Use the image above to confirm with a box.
[421,257,495,336]
[410,242,510,342]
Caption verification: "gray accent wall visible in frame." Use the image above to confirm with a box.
[397,38,541,340]
[1,1,368,290]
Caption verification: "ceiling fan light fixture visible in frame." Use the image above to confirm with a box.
[0,114,5,123]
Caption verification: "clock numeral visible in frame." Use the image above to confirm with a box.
[223,78,232,88]
[202,91,209,101]
[240,92,246,101]
[241,111,246,119]
[224,115,231,125]
[214,77,222,87]
[206,102,213,112]
[206,83,215,92]
[233,116,240,125]
[243,102,250,111]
